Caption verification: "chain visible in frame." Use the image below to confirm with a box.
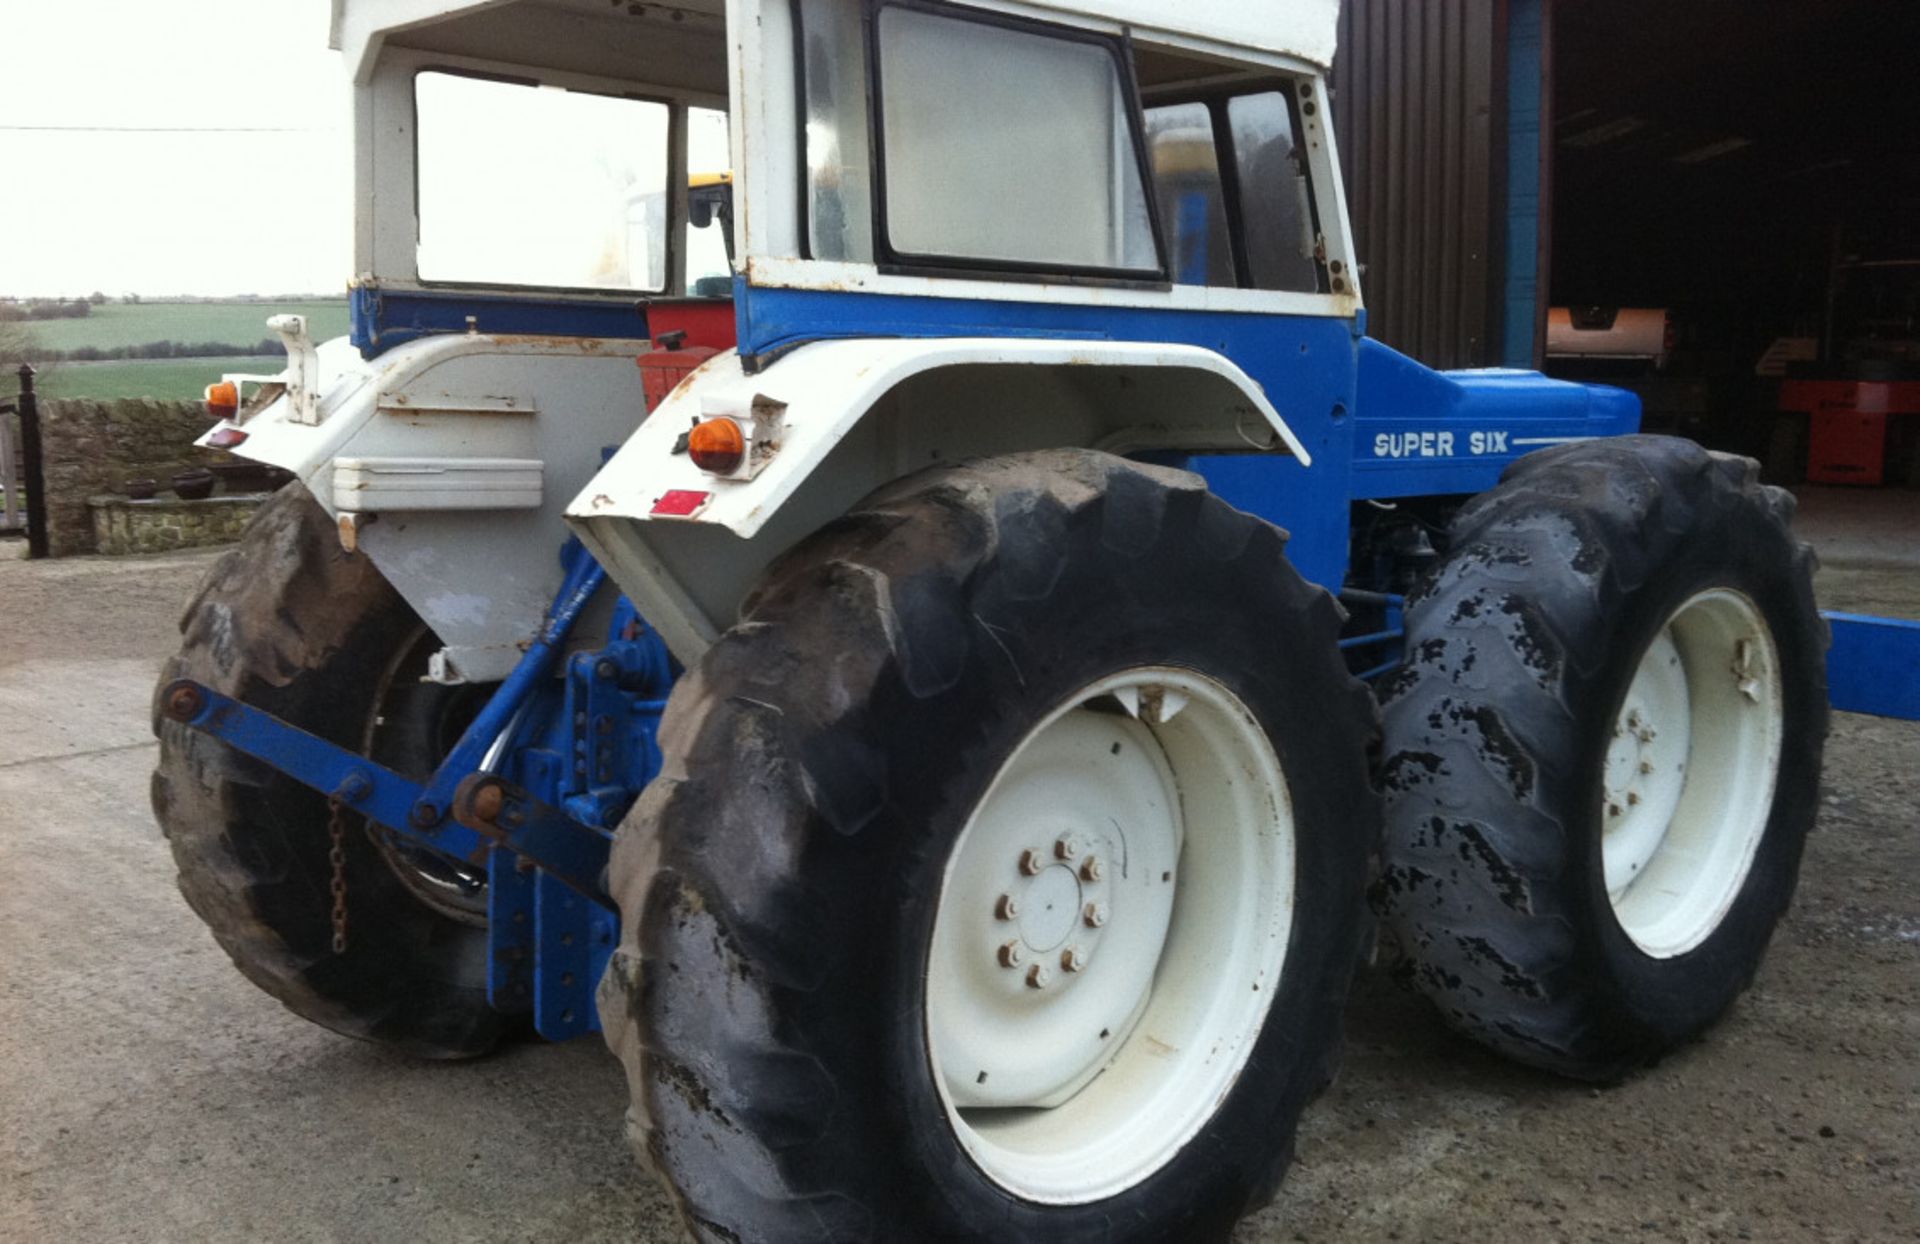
[327,796,350,955]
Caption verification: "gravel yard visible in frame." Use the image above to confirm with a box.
[1,489,1914,1243]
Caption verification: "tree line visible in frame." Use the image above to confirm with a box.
[33,338,283,363]
[0,296,101,322]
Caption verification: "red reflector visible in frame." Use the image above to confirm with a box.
[206,427,249,449]
[651,489,713,519]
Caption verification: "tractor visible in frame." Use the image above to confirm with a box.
[152,1,1918,1238]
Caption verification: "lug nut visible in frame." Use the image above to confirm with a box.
[1084,902,1108,928]
[1019,849,1045,876]
[1026,963,1052,989]
[1607,802,1623,818]
[995,894,1019,921]
[1639,760,1655,775]
[1080,856,1103,882]
[1054,837,1078,861]
[998,941,1024,969]
[1061,946,1088,973]
[1627,791,1641,806]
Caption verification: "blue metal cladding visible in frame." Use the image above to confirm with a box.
[1349,337,1642,500]
[737,282,1365,585]
[1824,613,1920,721]
[737,284,1641,589]
[350,285,653,358]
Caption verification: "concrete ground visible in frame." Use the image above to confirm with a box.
[1,486,1915,1243]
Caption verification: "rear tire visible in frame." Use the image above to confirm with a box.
[1374,435,1827,1079]
[600,450,1379,1240]
[151,484,505,1059]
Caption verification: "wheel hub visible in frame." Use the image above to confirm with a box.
[926,667,1296,1205]
[1601,631,1690,896]
[1603,589,1784,957]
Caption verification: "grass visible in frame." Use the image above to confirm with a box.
[21,299,349,353]
[33,355,282,401]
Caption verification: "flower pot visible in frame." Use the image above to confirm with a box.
[125,478,158,501]
[171,468,217,501]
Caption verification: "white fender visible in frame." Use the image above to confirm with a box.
[567,337,1310,540]
[565,336,1312,664]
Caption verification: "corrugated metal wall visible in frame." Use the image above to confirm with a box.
[1333,0,1504,369]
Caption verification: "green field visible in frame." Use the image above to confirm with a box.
[22,299,349,353]
[33,355,282,401]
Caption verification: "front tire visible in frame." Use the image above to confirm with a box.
[1374,436,1828,1079]
[601,450,1379,1240]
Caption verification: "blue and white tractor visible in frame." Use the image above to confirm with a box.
[153,1,1917,1237]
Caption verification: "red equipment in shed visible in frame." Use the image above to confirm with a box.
[1780,363,1920,486]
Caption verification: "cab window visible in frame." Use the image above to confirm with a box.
[414,71,672,291]
[1142,88,1323,293]
[871,5,1160,276]
[685,107,735,297]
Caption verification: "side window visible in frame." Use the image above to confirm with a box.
[1140,89,1323,293]
[685,108,735,297]
[1228,92,1320,293]
[415,72,671,291]
[1145,104,1233,287]
[872,5,1159,275]
[798,0,875,263]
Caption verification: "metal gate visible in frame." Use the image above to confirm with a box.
[0,365,47,558]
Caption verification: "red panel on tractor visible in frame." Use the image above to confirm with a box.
[646,300,737,351]
[637,300,736,413]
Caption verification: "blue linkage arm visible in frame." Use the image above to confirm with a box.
[158,681,615,907]
[409,540,607,828]
[156,538,621,908]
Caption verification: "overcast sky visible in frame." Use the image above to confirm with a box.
[0,1,347,297]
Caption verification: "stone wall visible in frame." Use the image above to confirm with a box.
[39,398,225,556]
[89,495,266,555]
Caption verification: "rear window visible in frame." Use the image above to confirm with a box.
[414,71,671,291]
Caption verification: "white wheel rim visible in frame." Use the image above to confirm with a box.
[926,668,1295,1205]
[1603,589,1784,958]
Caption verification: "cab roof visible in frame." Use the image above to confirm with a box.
[330,0,1340,83]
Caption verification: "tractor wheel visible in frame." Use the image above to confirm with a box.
[1375,435,1827,1080]
[151,483,505,1058]
[600,450,1378,1240]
